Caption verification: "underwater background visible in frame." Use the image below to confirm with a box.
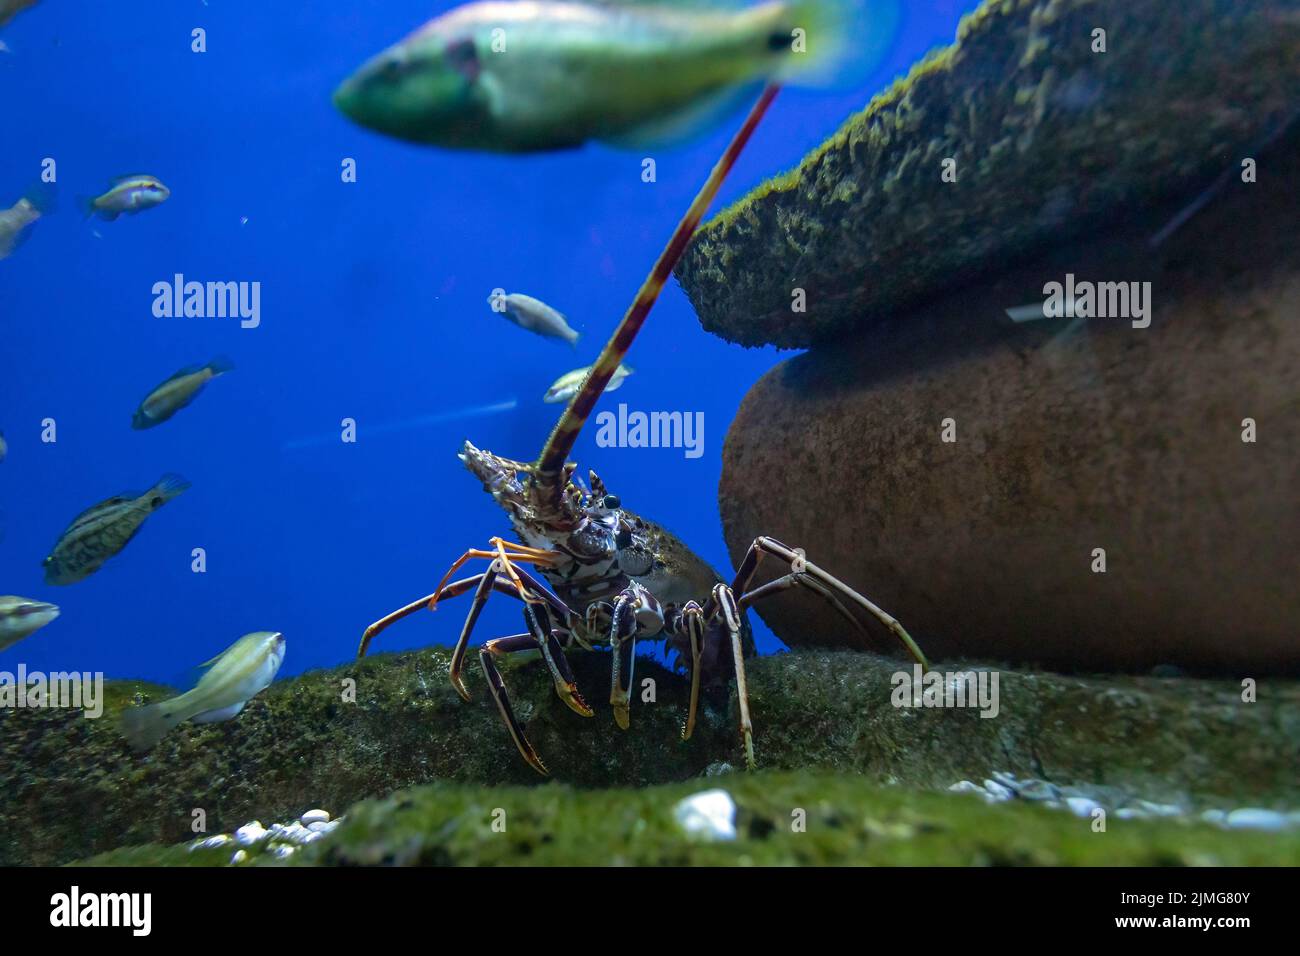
[0,0,982,684]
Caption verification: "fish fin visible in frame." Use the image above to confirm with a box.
[775,0,901,90]
[191,701,246,724]
[121,699,188,751]
[207,355,236,376]
[600,81,765,150]
[147,473,191,506]
[77,195,98,219]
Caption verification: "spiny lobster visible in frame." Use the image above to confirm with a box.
[359,86,929,774]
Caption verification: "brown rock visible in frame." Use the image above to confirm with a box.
[718,134,1300,674]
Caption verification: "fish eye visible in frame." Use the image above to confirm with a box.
[603,495,620,510]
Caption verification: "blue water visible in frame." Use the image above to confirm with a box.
[0,0,980,685]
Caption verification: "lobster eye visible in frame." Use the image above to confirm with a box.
[603,495,621,510]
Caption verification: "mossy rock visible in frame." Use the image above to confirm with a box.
[6,647,1299,865]
[79,772,1300,867]
[675,0,1300,348]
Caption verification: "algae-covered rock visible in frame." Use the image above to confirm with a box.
[6,647,1300,865]
[675,0,1300,348]
[79,772,1300,867]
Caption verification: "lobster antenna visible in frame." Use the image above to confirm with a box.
[533,85,781,482]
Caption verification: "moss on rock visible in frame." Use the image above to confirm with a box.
[674,0,1300,348]
[6,648,1299,865]
[80,772,1300,867]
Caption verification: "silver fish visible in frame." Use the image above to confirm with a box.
[81,175,170,221]
[132,357,234,429]
[491,292,579,345]
[43,474,190,585]
[0,197,41,259]
[544,363,633,403]
[0,596,60,652]
[121,631,286,750]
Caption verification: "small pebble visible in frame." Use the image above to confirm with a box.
[189,834,232,851]
[307,821,331,833]
[1225,808,1290,831]
[300,809,331,826]
[1065,796,1101,818]
[948,780,984,796]
[234,822,268,846]
[272,845,296,859]
[673,789,737,841]
[230,849,248,865]
[982,779,1015,802]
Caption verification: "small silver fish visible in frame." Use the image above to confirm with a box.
[0,596,60,652]
[43,474,191,585]
[491,292,579,346]
[544,363,633,403]
[121,631,286,750]
[132,357,234,429]
[81,175,170,221]
[0,429,6,463]
[0,197,41,259]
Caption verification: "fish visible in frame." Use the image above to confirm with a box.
[0,429,6,463]
[544,363,633,403]
[80,175,170,221]
[121,631,286,750]
[132,357,234,429]
[0,0,38,29]
[492,292,579,345]
[43,474,191,585]
[333,0,884,153]
[0,596,60,652]
[0,194,44,259]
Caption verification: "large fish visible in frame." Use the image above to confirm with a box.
[43,474,191,585]
[0,596,59,652]
[80,175,170,221]
[333,0,889,152]
[121,631,286,750]
[132,357,234,429]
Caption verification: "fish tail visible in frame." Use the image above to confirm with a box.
[149,473,192,505]
[121,698,190,751]
[207,355,236,376]
[776,0,901,89]
[77,195,96,219]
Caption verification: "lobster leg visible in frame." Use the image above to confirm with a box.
[711,583,755,770]
[727,536,930,669]
[678,601,706,742]
[480,633,551,776]
[608,590,640,730]
[448,563,577,701]
[523,602,593,718]
[737,572,861,631]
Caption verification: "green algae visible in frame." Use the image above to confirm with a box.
[674,0,1300,348]
[7,647,1299,865]
[78,772,1300,867]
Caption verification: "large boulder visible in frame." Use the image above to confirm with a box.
[716,115,1300,672]
[675,0,1300,348]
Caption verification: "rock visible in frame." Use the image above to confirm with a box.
[716,114,1300,673]
[6,647,1300,865]
[73,772,1300,867]
[1065,797,1101,818]
[300,809,330,826]
[673,789,738,841]
[234,822,267,846]
[982,779,1015,802]
[1225,808,1291,831]
[676,0,1300,348]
